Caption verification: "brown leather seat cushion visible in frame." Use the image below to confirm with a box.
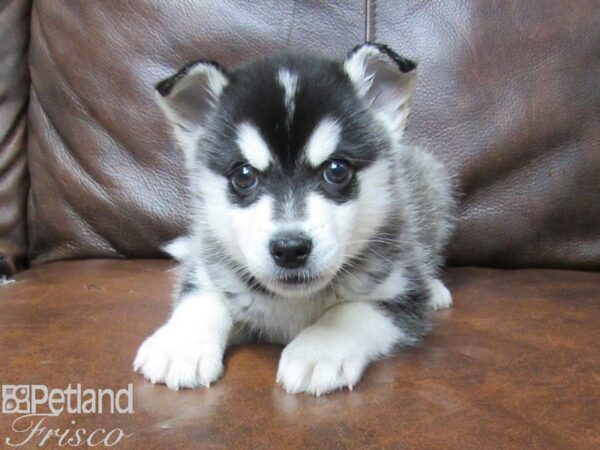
[1,260,598,449]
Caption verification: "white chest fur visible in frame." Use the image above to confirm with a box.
[225,291,341,345]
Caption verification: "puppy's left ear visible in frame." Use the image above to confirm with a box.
[155,60,229,168]
[344,43,416,137]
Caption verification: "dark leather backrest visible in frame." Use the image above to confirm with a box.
[25,1,600,269]
[373,1,600,269]
[0,0,31,275]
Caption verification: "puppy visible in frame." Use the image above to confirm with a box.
[134,43,454,396]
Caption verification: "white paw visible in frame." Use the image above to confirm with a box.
[428,279,452,310]
[133,322,224,390]
[277,325,368,396]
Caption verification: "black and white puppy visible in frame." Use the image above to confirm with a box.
[134,43,454,396]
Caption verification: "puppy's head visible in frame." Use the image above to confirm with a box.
[156,43,417,297]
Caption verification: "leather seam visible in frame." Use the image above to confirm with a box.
[365,0,377,41]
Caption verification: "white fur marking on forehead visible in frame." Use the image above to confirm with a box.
[277,69,298,124]
[236,122,272,171]
[305,117,342,167]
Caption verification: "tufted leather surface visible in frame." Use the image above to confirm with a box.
[0,260,598,449]
[374,0,600,269]
[0,0,31,275]
[23,0,600,269]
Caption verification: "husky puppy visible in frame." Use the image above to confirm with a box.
[134,43,454,396]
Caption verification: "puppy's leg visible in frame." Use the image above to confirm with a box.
[427,278,453,310]
[277,301,413,396]
[134,287,232,390]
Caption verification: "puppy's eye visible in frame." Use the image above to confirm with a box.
[229,164,259,195]
[321,159,353,190]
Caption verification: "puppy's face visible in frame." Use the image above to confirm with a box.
[157,44,416,297]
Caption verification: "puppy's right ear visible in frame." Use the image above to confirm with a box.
[155,60,229,168]
[344,43,416,139]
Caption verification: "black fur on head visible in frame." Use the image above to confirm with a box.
[156,43,418,211]
[199,51,388,209]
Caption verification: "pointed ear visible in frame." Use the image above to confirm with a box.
[344,43,417,137]
[155,60,229,168]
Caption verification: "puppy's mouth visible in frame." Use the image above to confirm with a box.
[260,270,334,297]
[277,274,319,285]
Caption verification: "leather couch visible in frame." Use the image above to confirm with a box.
[1,1,598,448]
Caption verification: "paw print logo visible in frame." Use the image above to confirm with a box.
[2,385,30,414]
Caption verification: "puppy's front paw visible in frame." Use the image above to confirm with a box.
[133,323,224,390]
[277,326,368,396]
[428,279,452,311]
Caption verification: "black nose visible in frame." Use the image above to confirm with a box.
[269,234,313,268]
